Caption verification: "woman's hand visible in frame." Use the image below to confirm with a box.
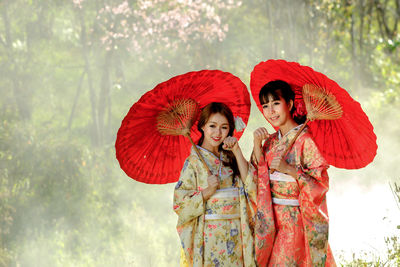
[253,127,270,146]
[223,136,250,183]
[207,174,219,191]
[202,175,219,200]
[252,127,270,165]
[270,156,298,179]
[222,136,239,154]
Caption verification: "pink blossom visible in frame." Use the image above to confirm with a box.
[93,0,240,56]
[72,0,84,9]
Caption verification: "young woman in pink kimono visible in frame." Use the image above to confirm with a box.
[173,102,257,267]
[252,80,336,266]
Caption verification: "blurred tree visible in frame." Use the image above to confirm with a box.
[70,0,241,146]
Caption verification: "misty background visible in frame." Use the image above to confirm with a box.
[1,0,399,266]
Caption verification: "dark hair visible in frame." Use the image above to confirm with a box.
[259,80,306,124]
[197,102,239,181]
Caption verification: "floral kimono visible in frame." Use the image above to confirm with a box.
[255,125,336,267]
[173,146,257,267]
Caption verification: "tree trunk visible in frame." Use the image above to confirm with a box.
[68,70,86,131]
[266,1,277,57]
[1,2,31,120]
[350,1,360,91]
[78,8,100,146]
[98,50,113,146]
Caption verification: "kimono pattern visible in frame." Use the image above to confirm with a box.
[255,125,336,267]
[254,153,276,266]
[173,146,257,267]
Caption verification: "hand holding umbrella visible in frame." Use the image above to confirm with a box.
[270,83,343,173]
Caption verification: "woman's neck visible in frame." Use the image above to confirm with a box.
[200,144,220,157]
[279,119,299,136]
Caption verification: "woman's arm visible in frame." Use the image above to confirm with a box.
[252,127,270,165]
[269,155,298,178]
[223,136,248,182]
[173,157,205,226]
[201,174,219,201]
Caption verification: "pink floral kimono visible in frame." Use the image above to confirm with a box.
[255,125,336,266]
[173,146,257,267]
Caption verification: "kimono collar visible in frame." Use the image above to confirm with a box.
[278,124,304,140]
[193,145,223,162]
[191,145,224,176]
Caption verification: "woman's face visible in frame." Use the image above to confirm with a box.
[201,112,230,150]
[262,95,293,128]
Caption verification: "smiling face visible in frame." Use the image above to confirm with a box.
[201,112,230,151]
[262,94,293,129]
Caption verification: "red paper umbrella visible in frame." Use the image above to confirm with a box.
[116,70,250,184]
[250,59,377,169]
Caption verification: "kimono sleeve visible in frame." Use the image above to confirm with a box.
[254,152,276,266]
[296,135,331,266]
[242,163,258,214]
[173,157,205,227]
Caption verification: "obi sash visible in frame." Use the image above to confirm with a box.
[204,187,240,220]
[270,172,300,207]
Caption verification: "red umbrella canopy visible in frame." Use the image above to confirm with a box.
[250,59,377,169]
[116,70,251,184]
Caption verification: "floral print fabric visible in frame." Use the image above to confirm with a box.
[173,146,257,267]
[256,125,336,266]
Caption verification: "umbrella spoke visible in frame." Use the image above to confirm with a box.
[116,70,250,184]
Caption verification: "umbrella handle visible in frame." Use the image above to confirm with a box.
[186,135,213,176]
[270,119,309,174]
[172,106,212,177]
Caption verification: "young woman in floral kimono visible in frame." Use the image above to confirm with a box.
[252,80,336,266]
[173,102,257,267]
